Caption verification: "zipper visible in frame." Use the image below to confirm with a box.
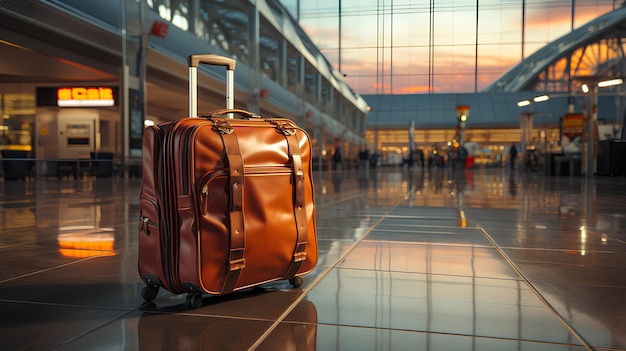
[180,124,201,195]
[165,122,182,291]
[139,216,158,235]
[197,166,292,195]
[158,122,182,290]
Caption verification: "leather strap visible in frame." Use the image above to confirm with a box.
[280,126,309,279]
[213,118,246,294]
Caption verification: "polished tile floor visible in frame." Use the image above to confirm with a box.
[0,166,625,351]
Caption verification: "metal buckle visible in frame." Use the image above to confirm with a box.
[213,119,234,134]
[278,123,296,136]
[228,258,246,271]
[275,121,296,136]
[265,118,296,136]
[293,251,307,262]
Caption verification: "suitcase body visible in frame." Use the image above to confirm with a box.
[138,55,317,307]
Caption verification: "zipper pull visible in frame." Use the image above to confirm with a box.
[140,217,151,235]
[201,186,209,216]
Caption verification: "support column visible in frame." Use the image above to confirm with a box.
[520,112,533,156]
[248,1,260,114]
[584,87,598,177]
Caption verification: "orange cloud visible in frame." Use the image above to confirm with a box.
[400,86,430,94]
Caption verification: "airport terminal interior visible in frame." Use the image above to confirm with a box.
[1,0,626,350]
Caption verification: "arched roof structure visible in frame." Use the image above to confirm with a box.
[484,5,626,93]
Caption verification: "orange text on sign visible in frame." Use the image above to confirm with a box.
[57,87,114,101]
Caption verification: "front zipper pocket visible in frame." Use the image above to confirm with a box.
[198,170,228,217]
[197,167,293,216]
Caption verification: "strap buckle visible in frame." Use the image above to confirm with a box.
[212,118,234,134]
[266,118,296,136]
[229,258,246,271]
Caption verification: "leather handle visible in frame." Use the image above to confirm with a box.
[200,109,260,119]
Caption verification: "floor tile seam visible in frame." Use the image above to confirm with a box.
[478,230,623,236]
[315,193,364,208]
[374,224,480,230]
[501,246,625,254]
[246,197,407,351]
[359,238,494,248]
[0,297,135,313]
[316,237,360,241]
[0,255,104,284]
[378,226,480,234]
[503,258,626,270]
[515,280,626,289]
[369,215,461,220]
[0,237,56,249]
[470,217,598,351]
[281,320,588,348]
[502,248,626,256]
[137,309,281,323]
[370,229,482,236]
[50,305,145,351]
[610,237,626,245]
[324,265,525,283]
[315,226,373,231]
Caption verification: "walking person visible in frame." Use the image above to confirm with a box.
[509,143,518,170]
[332,146,344,171]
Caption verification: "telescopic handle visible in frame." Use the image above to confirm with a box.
[188,54,236,117]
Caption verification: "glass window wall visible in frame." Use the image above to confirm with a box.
[280,0,617,95]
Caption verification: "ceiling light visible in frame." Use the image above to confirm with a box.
[597,78,624,88]
[581,84,589,93]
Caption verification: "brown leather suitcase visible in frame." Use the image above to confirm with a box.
[138,54,317,308]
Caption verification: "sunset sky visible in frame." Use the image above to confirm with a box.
[278,0,619,95]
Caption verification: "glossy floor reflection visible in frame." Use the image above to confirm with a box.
[0,167,625,351]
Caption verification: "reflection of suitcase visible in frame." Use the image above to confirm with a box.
[256,300,318,351]
[138,293,317,350]
[138,54,317,308]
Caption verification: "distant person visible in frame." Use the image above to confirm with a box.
[509,143,518,170]
[332,146,344,171]
[358,147,370,179]
[358,148,370,169]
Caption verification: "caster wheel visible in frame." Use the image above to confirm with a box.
[289,276,304,288]
[142,285,159,302]
[185,293,203,309]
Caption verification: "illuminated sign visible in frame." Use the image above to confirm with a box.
[562,113,584,140]
[37,86,118,107]
[57,87,115,107]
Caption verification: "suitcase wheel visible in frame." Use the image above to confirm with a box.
[141,285,159,302]
[185,293,203,309]
[289,276,304,288]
